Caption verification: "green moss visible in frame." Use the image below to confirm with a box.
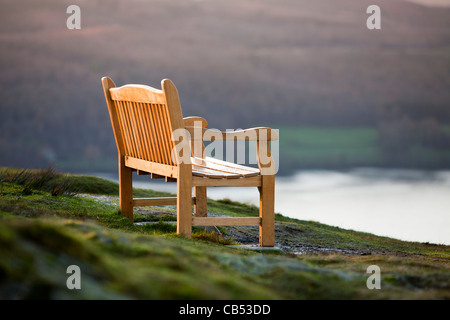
[0,217,279,299]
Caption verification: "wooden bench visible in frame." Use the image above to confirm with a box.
[101,77,278,246]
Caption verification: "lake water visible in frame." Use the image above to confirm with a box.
[94,169,450,245]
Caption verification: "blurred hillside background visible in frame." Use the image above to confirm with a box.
[1,0,450,175]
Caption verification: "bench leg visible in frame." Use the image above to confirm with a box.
[259,175,275,247]
[119,155,133,219]
[194,186,207,217]
[177,166,193,238]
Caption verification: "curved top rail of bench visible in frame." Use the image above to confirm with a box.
[109,84,166,105]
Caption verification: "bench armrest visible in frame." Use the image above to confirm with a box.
[184,126,278,141]
[183,118,278,174]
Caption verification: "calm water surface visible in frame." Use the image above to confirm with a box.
[94,169,450,245]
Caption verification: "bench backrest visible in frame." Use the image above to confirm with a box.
[102,77,189,166]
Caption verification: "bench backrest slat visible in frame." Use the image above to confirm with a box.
[102,77,189,166]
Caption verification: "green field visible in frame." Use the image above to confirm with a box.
[278,126,381,172]
[276,126,450,174]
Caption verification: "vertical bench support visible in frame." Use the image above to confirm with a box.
[119,155,133,219]
[257,139,275,247]
[177,164,193,237]
[259,175,275,247]
[194,186,207,217]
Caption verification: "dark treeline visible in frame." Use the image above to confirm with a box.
[1,0,449,172]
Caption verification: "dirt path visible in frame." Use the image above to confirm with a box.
[80,193,373,256]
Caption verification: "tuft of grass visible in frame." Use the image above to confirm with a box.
[0,166,77,197]
[193,229,236,246]
[139,221,177,234]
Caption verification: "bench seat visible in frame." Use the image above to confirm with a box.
[192,157,260,179]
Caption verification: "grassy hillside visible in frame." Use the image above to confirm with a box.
[0,167,449,299]
[1,0,450,171]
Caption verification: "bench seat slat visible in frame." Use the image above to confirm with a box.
[192,157,260,179]
[194,156,260,173]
